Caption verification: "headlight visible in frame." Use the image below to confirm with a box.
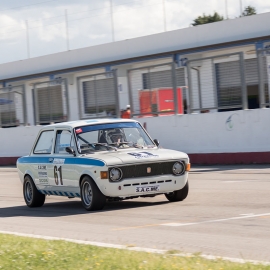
[109,168,123,182]
[172,161,185,176]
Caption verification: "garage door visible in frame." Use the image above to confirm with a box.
[79,72,118,119]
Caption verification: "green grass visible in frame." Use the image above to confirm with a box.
[0,233,269,270]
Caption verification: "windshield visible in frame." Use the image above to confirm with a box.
[74,122,155,153]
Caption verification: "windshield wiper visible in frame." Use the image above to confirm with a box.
[90,143,117,151]
[109,141,144,149]
[147,145,156,148]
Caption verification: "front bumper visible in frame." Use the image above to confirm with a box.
[99,173,188,197]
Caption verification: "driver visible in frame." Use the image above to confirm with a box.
[106,129,125,144]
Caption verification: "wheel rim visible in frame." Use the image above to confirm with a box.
[82,182,92,206]
[25,181,33,203]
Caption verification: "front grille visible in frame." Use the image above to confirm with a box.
[112,161,184,180]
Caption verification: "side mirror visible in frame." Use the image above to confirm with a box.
[153,139,159,147]
[66,147,76,156]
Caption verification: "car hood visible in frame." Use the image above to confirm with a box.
[84,148,189,166]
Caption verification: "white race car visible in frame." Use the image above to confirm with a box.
[17,119,190,211]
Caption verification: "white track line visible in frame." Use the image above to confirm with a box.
[161,213,270,227]
[0,230,269,266]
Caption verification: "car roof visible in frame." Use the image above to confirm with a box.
[40,118,139,130]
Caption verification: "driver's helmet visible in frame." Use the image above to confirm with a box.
[106,128,125,143]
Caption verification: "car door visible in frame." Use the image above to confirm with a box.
[31,129,55,189]
[51,128,77,195]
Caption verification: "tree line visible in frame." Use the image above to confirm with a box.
[192,6,256,26]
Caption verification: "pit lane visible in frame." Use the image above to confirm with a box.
[0,166,269,261]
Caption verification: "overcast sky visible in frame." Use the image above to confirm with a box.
[0,0,269,64]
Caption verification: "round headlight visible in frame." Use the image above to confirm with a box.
[172,161,185,175]
[109,168,123,182]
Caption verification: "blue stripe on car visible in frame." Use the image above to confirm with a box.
[17,156,105,167]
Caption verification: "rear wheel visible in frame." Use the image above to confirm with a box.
[80,176,106,211]
[165,181,189,202]
[23,175,45,207]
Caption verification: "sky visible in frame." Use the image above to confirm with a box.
[0,0,269,64]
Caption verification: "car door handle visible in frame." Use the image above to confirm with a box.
[49,158,53,163]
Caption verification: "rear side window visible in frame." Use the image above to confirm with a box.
[34,130,54,154]
[54,130,72,154]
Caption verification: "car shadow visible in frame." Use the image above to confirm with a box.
[0,199,170,218]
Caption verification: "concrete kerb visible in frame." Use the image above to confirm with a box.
[0,230,269,266]
[0,166,17,172]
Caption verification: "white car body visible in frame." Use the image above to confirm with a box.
[17,119,190,209]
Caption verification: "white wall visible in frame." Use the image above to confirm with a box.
[137,108,270,154]
[0,126,41,157]
[1,108,270,158]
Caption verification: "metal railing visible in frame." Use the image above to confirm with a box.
[0,85,26,127]
[127,50,270,117]
[4,48,270,127]
[127,62,186,117]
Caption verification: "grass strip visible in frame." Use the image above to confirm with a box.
[0,233,269,270]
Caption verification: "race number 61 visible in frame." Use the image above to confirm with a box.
[54,166,63,185]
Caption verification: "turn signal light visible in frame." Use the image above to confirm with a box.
[186,163,191,171]
[100,171,108,179]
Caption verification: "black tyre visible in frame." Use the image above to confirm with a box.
[23,175,45,207]
[80,176,106,211]
[165,181,189,202]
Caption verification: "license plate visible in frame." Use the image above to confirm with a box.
[135,185,160,193]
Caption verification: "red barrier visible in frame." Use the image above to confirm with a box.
[139,87,183,116]
[188,152,270,165]
[1,152,270,166]
[0,157,20,166]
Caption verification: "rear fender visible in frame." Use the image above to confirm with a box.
[24,170,36,184]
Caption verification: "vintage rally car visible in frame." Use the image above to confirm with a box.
[17,119,190,211]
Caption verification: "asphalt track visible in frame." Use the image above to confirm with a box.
[0,166,270,262]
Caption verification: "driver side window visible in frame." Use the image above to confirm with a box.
[54,130,73,154]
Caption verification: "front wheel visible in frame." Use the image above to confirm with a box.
[23,175,45,207]
[165,181,189,202]
[80,176,106,211]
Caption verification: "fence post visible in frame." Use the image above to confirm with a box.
[32,89,36,125]
[76,77,83,120]
[239,52,248,110]
[127,69,134,117]
[64,79,70,121]
[257,49,265,108]
[212,59,219,110]
[186,61,192,114]
[8,87,12,124]
[191,67,202,111]
[171,62,178,114]
[112,69,120,118]
[22,85,27,125]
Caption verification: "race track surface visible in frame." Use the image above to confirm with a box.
[0,166,270,261]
